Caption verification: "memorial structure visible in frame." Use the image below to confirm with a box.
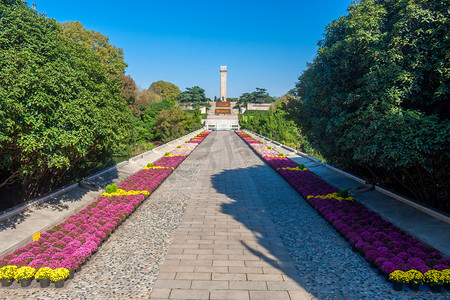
[220,66,227,101]
[203,66,239,130]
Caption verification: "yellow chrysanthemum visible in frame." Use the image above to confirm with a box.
[307,192,355,202]
[102,189,150,197]
[0,265,17,280]
[276,167,308,171]
[143,166,171,170]
[14,266,36,281]
[389,270,409,283]
[49,268,70,282]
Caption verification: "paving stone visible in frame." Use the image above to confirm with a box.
[169,289,209,299]
[150,288,171,299]
[247,273,284,281]
[194,266,228,273]
[249,290,290,300]
[190,280,229,290]
[229,281,267,290]
[228,267,263,274]
[175,272,211,280]
[210,290,250,300]
[212,273,246,281]
[153,280,192,289]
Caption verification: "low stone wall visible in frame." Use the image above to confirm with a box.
[247,103,272,111]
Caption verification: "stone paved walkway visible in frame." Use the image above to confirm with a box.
[150,132,312,300]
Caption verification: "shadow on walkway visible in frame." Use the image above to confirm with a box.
[211,165,447,299]
[211,165,317,297]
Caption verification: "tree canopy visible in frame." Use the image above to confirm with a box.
[61,21,127,75]
[177,86,209,106]
[149,80,181,102]
[287,0,449,212]
[238,88,276,106]
[0,1,131,201]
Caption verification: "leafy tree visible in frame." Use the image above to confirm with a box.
[0,1,131,202]
[238,88,276,106]
[149,80,181,102]
[177,86,209,107]
[120,74,137,106]
[288,0,450,212]
[61,21,127,75]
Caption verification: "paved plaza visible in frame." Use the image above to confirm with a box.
[0,131,448,299]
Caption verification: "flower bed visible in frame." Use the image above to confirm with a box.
[236,131,450,292]
[0,130,211,288]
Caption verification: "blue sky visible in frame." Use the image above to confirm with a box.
[32,0,353,99]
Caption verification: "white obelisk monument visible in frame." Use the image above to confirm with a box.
[220,66,227,102]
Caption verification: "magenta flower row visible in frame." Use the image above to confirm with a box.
[0,131,211,277]
[236,131,449,289]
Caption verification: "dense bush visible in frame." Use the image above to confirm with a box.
[239,102,316,155]
[154,106,203,143]
[288,0,449,212]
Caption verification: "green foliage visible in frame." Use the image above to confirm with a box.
[153,106,202,143]
[105,183,117,194]
[147,163,154,167]
[192,107,202,123]
[244,110,269,115]
[238,88,276,106]
[121,99,174,149]
[289,0,450,212]
[337,190,349,198]
[240,102,317,155]
[0,1,131,200]
[149,81,181,102]
[177,86,209,107]
[61,21,127,75]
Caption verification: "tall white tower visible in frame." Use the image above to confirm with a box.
[220,66,227,102]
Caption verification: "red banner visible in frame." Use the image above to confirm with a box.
[216,102,230,107]
[215,109,231,114]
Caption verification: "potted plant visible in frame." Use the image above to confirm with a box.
[424,270,444,292]
[0,265,17,287]
[389,270,408,291]
[35,267,52,288]
[405,269,423,290]
[14,266,36,287]
[61,259,78,279]
[442,269,450,290]
[50,268,70,288]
